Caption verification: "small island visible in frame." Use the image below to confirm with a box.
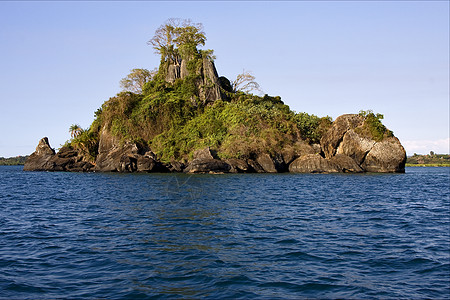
[24,19,406,174]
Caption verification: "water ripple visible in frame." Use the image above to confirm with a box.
[0,166,449,299]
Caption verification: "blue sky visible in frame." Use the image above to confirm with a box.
[0,1,448,157]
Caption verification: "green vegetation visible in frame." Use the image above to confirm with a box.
[93,86,331,163]
[64,20,392,164]
[406,153,450,167]
[357,110,394,142]
[0,156,29,165]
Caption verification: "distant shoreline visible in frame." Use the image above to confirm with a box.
[406,153,449,167]
[406,163,450,167]
[0,156,28,166]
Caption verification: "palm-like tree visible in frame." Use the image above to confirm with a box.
[69,124,83,139]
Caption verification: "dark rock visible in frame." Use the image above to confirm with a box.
[361,137,407,173]
[57,147,78,158]
[67,161,94,172]
[23,137,56,171]
[119,155,138,172]
[24,138,94,172]
[289,154,340,173]
[281,147,297,166]
[256,153,278,173]
[184,159,231,173]
[319,114,406,173]
[136,156,157,172]
[167,161,185,172]
[219,76,233,93]
[329,154,364,173]
[247,159,265,173]
[94,127,141,172]
[225,158,252,173]
[255,153,286,173]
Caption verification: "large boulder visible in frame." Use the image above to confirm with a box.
[247,159,265,173]
[336,129,376,164]
[362,137,407,172]
[23,137,56,171]
[50,146,94,172]
[184,159,231,173]
[225,158,252,173]
[256,153,286,173]
[184,147,231,173]
[321,114,364,159]
[329,154,364,173]
[289,154,340,173]
[319,114,407,173]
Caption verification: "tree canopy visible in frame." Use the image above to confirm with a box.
[147,18,208,63]
[120,68,156,94]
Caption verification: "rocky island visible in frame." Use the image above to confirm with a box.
[24,19,406,174]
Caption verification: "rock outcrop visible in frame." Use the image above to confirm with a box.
[94,126,167,173]
[289,154,339,173]
[184,147,230,173]
[24,114,406,174]
[361,137,407,172]
[321,114,365,159]
[164,57,224,104]
[317,114,406,173]
[23,137,56,171]
[23,137,94,172]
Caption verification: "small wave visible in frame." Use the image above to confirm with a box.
[271,251,325,261]
[274,238,300,245]
[214,275,257,287]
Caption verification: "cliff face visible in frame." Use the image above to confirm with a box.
[25,114,407,173]
[164,56,223,104]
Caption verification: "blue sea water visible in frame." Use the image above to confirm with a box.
[0,166,449,299]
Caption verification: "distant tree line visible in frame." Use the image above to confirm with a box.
[407,153,450,166]
[0,156,29,165]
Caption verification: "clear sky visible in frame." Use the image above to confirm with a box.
[0,1,448,157]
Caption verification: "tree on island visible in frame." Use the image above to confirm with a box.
[232,70,262,94]
[69,124,83,139]
[120,68,156,94]
[147,18,208,63]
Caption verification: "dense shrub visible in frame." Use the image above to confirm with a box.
[358,110,393,141]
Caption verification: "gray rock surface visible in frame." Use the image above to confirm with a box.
[318,114,406,173]
[329,154,364,173]
[336,129,375,164]
[23,137,56,171]
[289,154,340,173]
[362,137,407,172]
[321,114,364,159]
[225,158,251,173]
[256,153,278,173]
[184,147,230,173]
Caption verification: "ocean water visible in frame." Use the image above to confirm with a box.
[0,166,449,299]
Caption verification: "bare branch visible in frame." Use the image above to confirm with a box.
[232,70,262,94]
